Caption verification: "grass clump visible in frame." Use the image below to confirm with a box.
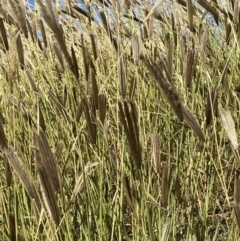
[1,0,240,240]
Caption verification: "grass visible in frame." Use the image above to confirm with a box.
[0,0,240,240]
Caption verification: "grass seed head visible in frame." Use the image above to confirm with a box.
[220,109,239,150]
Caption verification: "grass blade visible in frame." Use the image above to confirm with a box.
[235,176,240,232]
[132,35,141,65]
[143,57,183,121]
[186,0,194,32]
[0,17,9,51]
[220,109,239,150]
[162,163,171,208]
[16,31,24,69]
[182,105,205,142]
[37,161,60,225]
[161,219,171,241]
[206,87,218,127]
[90,34,99,60]
[0,111,11,186]
[4,146,41,212]
[38,18,47,48]
[34,130,61,194]
[119,101,142,170]
[82,97,97,144]
[152,133,161,174]
[98,94,107,126]
[118,51,127,99]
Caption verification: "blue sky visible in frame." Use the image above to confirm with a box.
[26,0,105,24]
[26,0,218,28]
[27,0,88,13]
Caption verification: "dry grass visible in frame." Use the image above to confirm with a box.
[0,0,240,240]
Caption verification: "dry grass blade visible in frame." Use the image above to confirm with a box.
[0,17,9,51]
[90,34,99,60]
[25,68,38,93]
[37,37,43,51]
[143,57,183,121]
[144,0,163,22]
[91,69,99,109]
[36,102,46,132]
[76,98,84,123]
[81,35,90,82]
[166,34,173,80]
[162,163,171,208]
[9,213,16,241]
[184,49,198,88]
[99,11,117,51]
[54,141,65,161]
[198,0,219,24]
[48,89,68,121]
[8,36,18,89]
[54,65,62,83]
[37,163,60,225]
[137,68,149,84]
[130,101,141,165]
[72,4,95,22]
[141,23,147,41]
[1,66,9,86]
[34,130,61,194]
[36,0,78,78]
[0,111,8,150]
[182,105,205,142]
[171,14,177,45]
[0,4,15,26]
[186,0,194,32]
[129,76,136,100]
[220,109,239,150]
[36,0,57,31]
[220,57,230,84]
[199,27,208,60]
[38,18,47,48]
[225,19,231,44]
[52,42,64,70]
[233,0,240,26]
[16,31,24,69]
[152,133,161,174]
[71,46,79,79]
[180,36,186,61]
[161,219,171,241]
[0,113,11,186]
[119,101,142,170]
[70,162,99,202]
[4,153,12,187]
[175,174,184,205]
[98,94,107,125]
[26,18,35,42]
[4,146,41,211]
[148,14,154,38]
[8,94,34,126]
[132,35,141,65]
[195,219,206,241]
[8,0,28,38]
[122,175,135,212]
[82,97,97,144]
[206,87,218,127]
[9,213,25,241]
[234,176,240,232]
[29,12,38,39]
[63,84,67,107]
[118,52,127,98]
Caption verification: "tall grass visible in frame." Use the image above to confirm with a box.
[0,0,240,240]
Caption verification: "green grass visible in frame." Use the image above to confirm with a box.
[0,0,240,240]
